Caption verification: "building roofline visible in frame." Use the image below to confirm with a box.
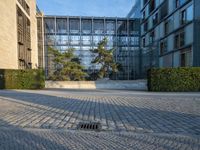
[43,15,139,20]
[127,0,141,18]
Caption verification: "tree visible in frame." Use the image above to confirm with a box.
[48,47,87,81]
[90,38,118,79]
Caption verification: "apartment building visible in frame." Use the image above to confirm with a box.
[141,0,200,75]
[0,0,38,69]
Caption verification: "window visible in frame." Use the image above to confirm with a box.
[129,21,140,35]
[117,21,127,35]
[144,21,148,32]
[149,31,155,44]
[180,32,185,47]
[82,36,91,45]
[46,35,55,45]
[70,19,80,34]
[160,40,167,55]
[164,17,173,35]
[45,18,55,33]
[160,0,168,19]
[17,13,23,43]
[130,37,139,45]
[56,19,67,33]
[56,35,68,45]
[106,21,115,34]
[180,48,192,67]
[149,0,155,13]
[164,21,169,35]
[174,34,180,49]
[187,5,193,22]
[93,36,104,45]
[153,13,159,26]
[180,5,193,25]
[82,20,92,34]
[142,38,146,47]
[93,20,104,34]
[69,36,80,45]
[118,37,128,45]
[174,30,185,49]
[143,11,146,20]
[181,9,187,24]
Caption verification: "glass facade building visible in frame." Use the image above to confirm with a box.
[43,16,140,80]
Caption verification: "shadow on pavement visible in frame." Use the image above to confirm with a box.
[0,119,69,150]
[0,90,199,136]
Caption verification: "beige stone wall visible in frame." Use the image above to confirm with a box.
[36,12,45,69]
[27,0,38,69]
[0,0,18,69]
[0,0,38,69]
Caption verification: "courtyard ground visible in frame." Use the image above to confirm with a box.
[0,89,199,149]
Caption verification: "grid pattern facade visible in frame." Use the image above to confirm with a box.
[140,0,197,77]
[17,4,32,69]
[44,16,140,80]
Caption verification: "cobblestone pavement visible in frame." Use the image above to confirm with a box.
[0,128,199,150]
[0,90,200,149]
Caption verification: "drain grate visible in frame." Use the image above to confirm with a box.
[77,122,101,131]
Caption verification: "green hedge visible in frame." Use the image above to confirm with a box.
[0,69,45,89]
[147,67,200,92]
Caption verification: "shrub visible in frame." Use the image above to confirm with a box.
[0,69,45,89]
[147,67,200,92]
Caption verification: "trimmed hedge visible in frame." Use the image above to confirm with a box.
[0,69,45,89]
[147,67,200,92]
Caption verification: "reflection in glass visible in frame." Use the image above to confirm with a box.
[82,20,92,34]
[70,19,80,34]
[44,17,140,80]
[56,19,67,33]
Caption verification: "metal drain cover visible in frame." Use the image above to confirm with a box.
[77,122,101,131]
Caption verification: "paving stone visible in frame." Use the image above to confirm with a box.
[0,90,200,149]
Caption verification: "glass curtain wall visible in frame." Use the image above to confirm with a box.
[44,16,140,80]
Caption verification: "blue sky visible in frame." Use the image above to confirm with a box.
[36,0,136,17]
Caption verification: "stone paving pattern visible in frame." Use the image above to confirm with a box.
[0,128,199,150]
[0,90,200,149]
